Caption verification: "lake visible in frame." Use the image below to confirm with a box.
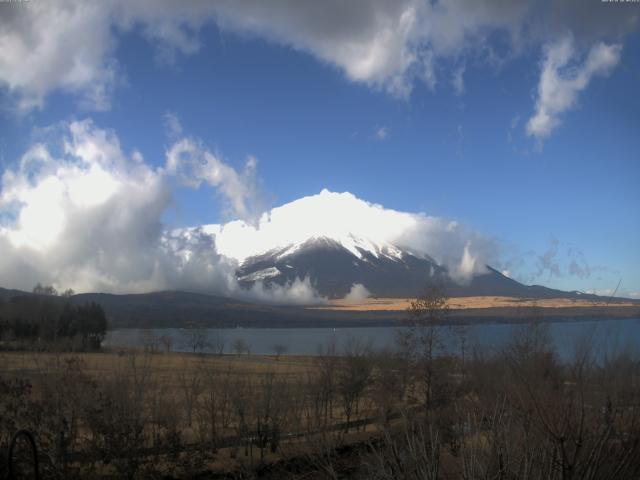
[104,317,640,360]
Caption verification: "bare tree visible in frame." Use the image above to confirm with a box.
[337,338,373,431]
[232,338,250,356]
[272,343,288,360]
[313,339,339,428]
[210,327,226,355]
[450,322,470,379]
[140,329,160,354]
[159,334,173,353]
[371,349,407,423]
[397,280,450,410]
[229,376,251,459]
[178,358,203,427]
[252,371,288,459]
[197,365,233,450]
[32,283,58,296]
[183,328,209,354]
[367,413,441,480]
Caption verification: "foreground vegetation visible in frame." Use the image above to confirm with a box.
[0,286,107,351]
[2,285,640,479]
[1,330,639,478]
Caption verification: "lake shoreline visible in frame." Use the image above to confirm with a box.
[105,317,640,359]
[107,305,640,330]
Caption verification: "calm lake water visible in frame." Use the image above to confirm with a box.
[105,318,640,360]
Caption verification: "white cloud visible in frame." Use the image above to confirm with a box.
[526,37,622,143]
[0,125,496,296]
[163,111,183,139]
[198,189,493,282]
[165,138,264,222]
[0,1,118,111]
[585,288,614,297]
[584,288,640,300]
[0,119,311,303]
[374,126,389,141]
[0,119,174,292]
[243,276,327,305]
[1,0,636,111]
[343,283,371,303]
[452,64,465,95]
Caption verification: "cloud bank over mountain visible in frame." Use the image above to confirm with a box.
[0,119,496,300]
[1,0,636,141]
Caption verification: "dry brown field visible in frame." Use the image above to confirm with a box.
[310,295,638,311]
[0,349,315,385]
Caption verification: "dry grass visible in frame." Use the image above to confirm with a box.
[0,349,386,477]
[0,350,315,385]
[310,295,638,311]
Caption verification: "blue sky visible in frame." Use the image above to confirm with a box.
[0,1,638,297]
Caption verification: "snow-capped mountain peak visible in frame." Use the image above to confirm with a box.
[199,190,419,263]
[171,189,490,288]
[263,233,411,264]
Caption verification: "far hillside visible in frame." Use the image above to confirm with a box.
[0,285,107,350]
[1,285,638,330]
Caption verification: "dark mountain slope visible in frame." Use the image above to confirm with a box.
[236,237,607,300]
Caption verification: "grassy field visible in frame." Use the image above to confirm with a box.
[3,330,640,479]
[0,349,315,380]
[312,295,639,311]
[0,348,385,477]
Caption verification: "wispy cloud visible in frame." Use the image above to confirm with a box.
[163,111,183,139]
[374,126,390,141]
[165,139,265,223]
[535,237,562,278]
[505,237,607,284]
[452,64,465,95]
[526,37,622,145]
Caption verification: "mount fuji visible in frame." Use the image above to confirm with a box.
[175,190,597,301]
[235,235,581,300]
[1,190,629,329]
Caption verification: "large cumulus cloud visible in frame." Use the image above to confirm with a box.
[0,120,497,299]
[1,1,637,140]
[196,189,495,284]
[0,119,260,298]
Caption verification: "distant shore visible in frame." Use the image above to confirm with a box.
[294,295,640,327]
[313,295,640,311]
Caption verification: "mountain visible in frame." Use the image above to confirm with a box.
[0,287,33,301]
[236,235,601,300]
[2,286,637,330]
[68,291,307,328]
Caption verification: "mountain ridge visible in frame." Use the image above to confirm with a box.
[235,235,608,301]
[1,286,638,330]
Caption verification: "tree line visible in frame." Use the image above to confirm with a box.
[0,284,107,351]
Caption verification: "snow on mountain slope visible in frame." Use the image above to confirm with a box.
[235,235,589,300]
[236,235,444,298]
[174,189,491,282]
[158,190,601,301]
[199,189,417,262]
[162,190,502,299]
